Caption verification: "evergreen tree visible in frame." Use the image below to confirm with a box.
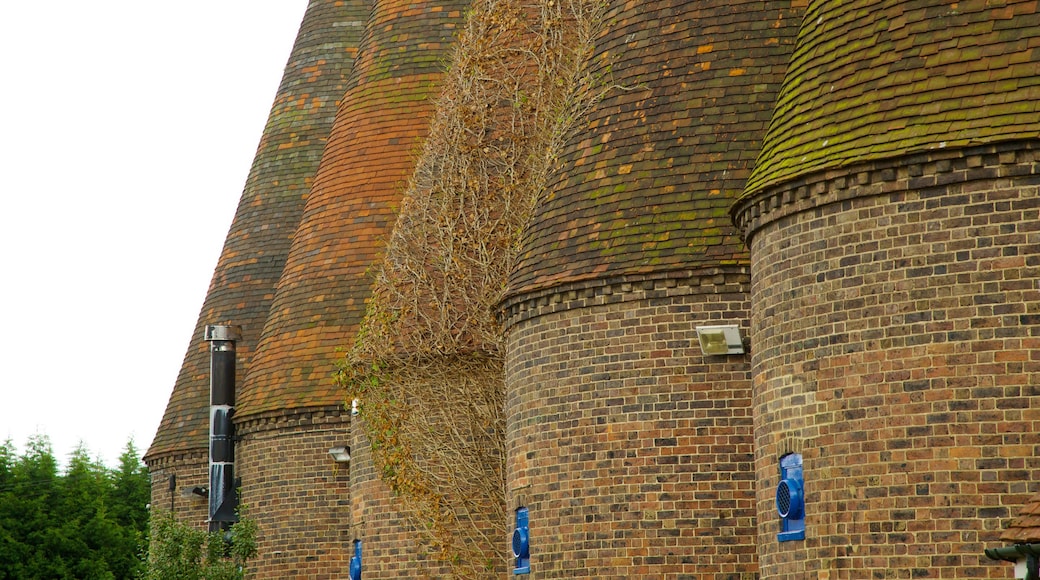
[106,441,149,579]
[9,435,61,579]
[0,436,150,580]
[0,439,28,579]
[110,441,150,533]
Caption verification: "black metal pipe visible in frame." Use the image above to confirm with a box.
[205,325,241,532]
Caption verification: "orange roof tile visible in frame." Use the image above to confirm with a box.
[146,0,366,460]
[235,0,469,419]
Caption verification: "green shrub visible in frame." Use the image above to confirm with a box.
[140,513,257,580]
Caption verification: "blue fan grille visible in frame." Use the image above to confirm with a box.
[778,480,793,516]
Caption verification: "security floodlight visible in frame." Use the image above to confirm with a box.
[695,325,745,355]
[181,485,209,499]
[329,446,351,463]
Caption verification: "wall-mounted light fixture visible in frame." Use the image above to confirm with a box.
[181,486,210,499]
[329,445,351,463]
[695,325,745,355]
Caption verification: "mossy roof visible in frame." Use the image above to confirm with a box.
[146,0,366,460]
[507,1,804,298]
[233,0,467,419]
[743,0,1040,199]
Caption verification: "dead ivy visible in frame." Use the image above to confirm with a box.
[338,0,609,575]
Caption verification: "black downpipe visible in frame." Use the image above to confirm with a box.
[205,325,241,532]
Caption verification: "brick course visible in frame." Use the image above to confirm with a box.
[237,408,351,579]
[146,449,209,528]
[349,418,456,578]
[741,144,1040,579]
[504,275,758,578]
[146,0,1040,576]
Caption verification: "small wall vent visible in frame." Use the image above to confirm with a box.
[777,453,805,542]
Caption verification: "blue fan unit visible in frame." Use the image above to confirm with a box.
[512,507,530,574]
[349,539,362,580]
[777,453,805,542]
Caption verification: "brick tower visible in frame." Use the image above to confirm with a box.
[499,1,803,576]
[230,0,469,575]
[144,0,362,526]
[147,0,1040,577]
[732,1,1040,577]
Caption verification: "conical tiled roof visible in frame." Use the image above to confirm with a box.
[234,0,469,418]
[743,0,1040,199]
[507,1,803,298]
[146,0,364,461]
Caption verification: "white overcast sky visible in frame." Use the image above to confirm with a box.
[0,1,309,467]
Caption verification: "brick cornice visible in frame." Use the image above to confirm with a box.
[144,447,208,471]
[732,139,1040,244]
[499,266,750,332]
[146,407,350,464]
[234,405,349,438]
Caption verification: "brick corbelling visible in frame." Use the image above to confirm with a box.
[144,448,208,472]
[500,266,750,332]
[234,404,348,438]
[733,139,1040,244]
[504,289,757,577]
[743,0,1040,198]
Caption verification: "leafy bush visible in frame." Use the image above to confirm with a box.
[140,512,257,580]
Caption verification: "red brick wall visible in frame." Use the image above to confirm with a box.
[237,407,351,579]
[741,143,1040,579]
[348,419,456,578]
[503,274,758,579]
[146,450,209,527]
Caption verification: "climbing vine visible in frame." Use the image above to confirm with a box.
[338,0,609,575]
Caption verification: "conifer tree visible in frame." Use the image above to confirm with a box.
[0,435,150,579]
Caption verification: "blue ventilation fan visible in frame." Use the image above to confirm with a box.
[512,507,530,574]
[777,453,805,542]
[349,539,362,580]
